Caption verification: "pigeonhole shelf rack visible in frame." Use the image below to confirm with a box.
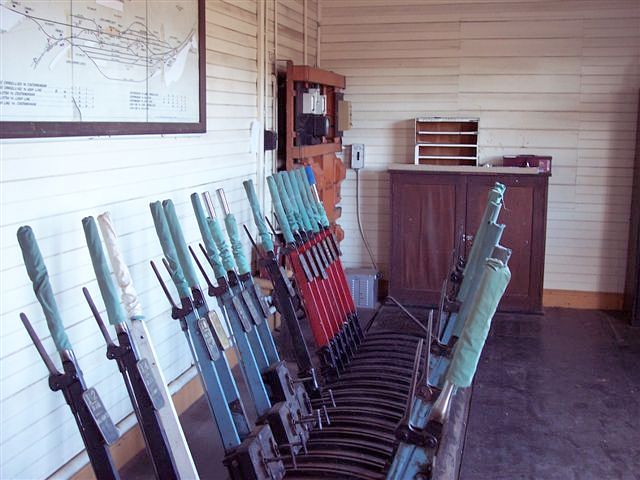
[414,117,480,166]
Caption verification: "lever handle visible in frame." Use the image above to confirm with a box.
[189,245,215,290]
[303,166,330,228]
[191,193,226,279]
[243,179,274,252]
[20,312,61,376]
[82,216,127,326]
[150,260,180,311]
[203,192,237,273]
[218,189,251,276]
[150,202,190,299]
[17,226,72,352]
[274,173,300,234]
[304,165,316,186]
[294,169,320,233]
[97,212,143,321]
[284,171,313,233]
[82,287,116,347]
[162,200,200,289]
[242,224,266,259]
[266,176,295,244]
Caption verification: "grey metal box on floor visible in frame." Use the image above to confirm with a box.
[346,268,379,309]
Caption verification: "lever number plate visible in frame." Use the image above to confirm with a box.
[208,310,231,350]
[136,359,165,410]
[231,296,253,332]
[279,266,296,297]
[321,239,334,263]
[312,247,328,279]
[82,387,120,445]
[305,251,320,278]
[298,254,314,282]
[241,288,263,326]
[198,317,221,361]
[329,233,342,256]
[252,284,271,318]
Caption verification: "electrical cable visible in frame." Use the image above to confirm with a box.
[355,168,379,273]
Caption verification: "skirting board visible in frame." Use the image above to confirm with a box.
[543,289,623,310]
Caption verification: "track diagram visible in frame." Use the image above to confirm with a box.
[0,0,199,123]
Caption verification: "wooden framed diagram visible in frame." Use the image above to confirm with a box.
[0,0,206,138]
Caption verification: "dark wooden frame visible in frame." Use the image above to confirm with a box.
[0,0,206,139]
[283,61,345,170]
[624,91,640,326]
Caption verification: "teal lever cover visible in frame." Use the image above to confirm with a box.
[267,176,295,244]
[17,226,72,352]
[242,180,274,252]
[302,167,330,228]
[207,216,236,273]
[446,258,511,388]
[285,171,313,233]
[225,213,251,276]
[162,200,200,289]
[191,193,226,279]
[274,173,300,234]
[82,216,127,326]
[295,169,320,233]
[150,201,190,299]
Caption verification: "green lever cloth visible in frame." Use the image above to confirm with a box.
[314,197,330,229]
[458,221,505,303]
[298,168,318,221]
[267,176,295,244]
[274,173,300,233]
[446,258,511,388]
[242,180,274,252]
[82,216,127,326]
[162,200,200,289]
[303,166,330,228]
[278,172,301,221]
[17,226,72,352]
[224,213,250,276]
[150,201,190,299]
[191,193,226,279]
[306,180,330,228]
[279,172,300,221]
[208,216,236,273]
[295,169,320,233]
[286,171,314,233]
[457,197,502,301]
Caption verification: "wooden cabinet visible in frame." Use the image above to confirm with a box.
[389,165,549,313]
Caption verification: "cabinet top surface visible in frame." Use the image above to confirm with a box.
[389,163,546,176]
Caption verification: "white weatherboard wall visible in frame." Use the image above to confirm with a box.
[0,0,316,478]
[320,0,640,294]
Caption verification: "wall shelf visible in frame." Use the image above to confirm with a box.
[414,117,479,166]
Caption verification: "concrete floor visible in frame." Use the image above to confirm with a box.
[121,307,640,479]
[459,308,640,480]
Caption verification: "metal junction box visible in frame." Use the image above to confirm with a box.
[346,268,379,309]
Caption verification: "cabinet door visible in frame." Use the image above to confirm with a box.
[389,172,466,305]
[465,175,547,312]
